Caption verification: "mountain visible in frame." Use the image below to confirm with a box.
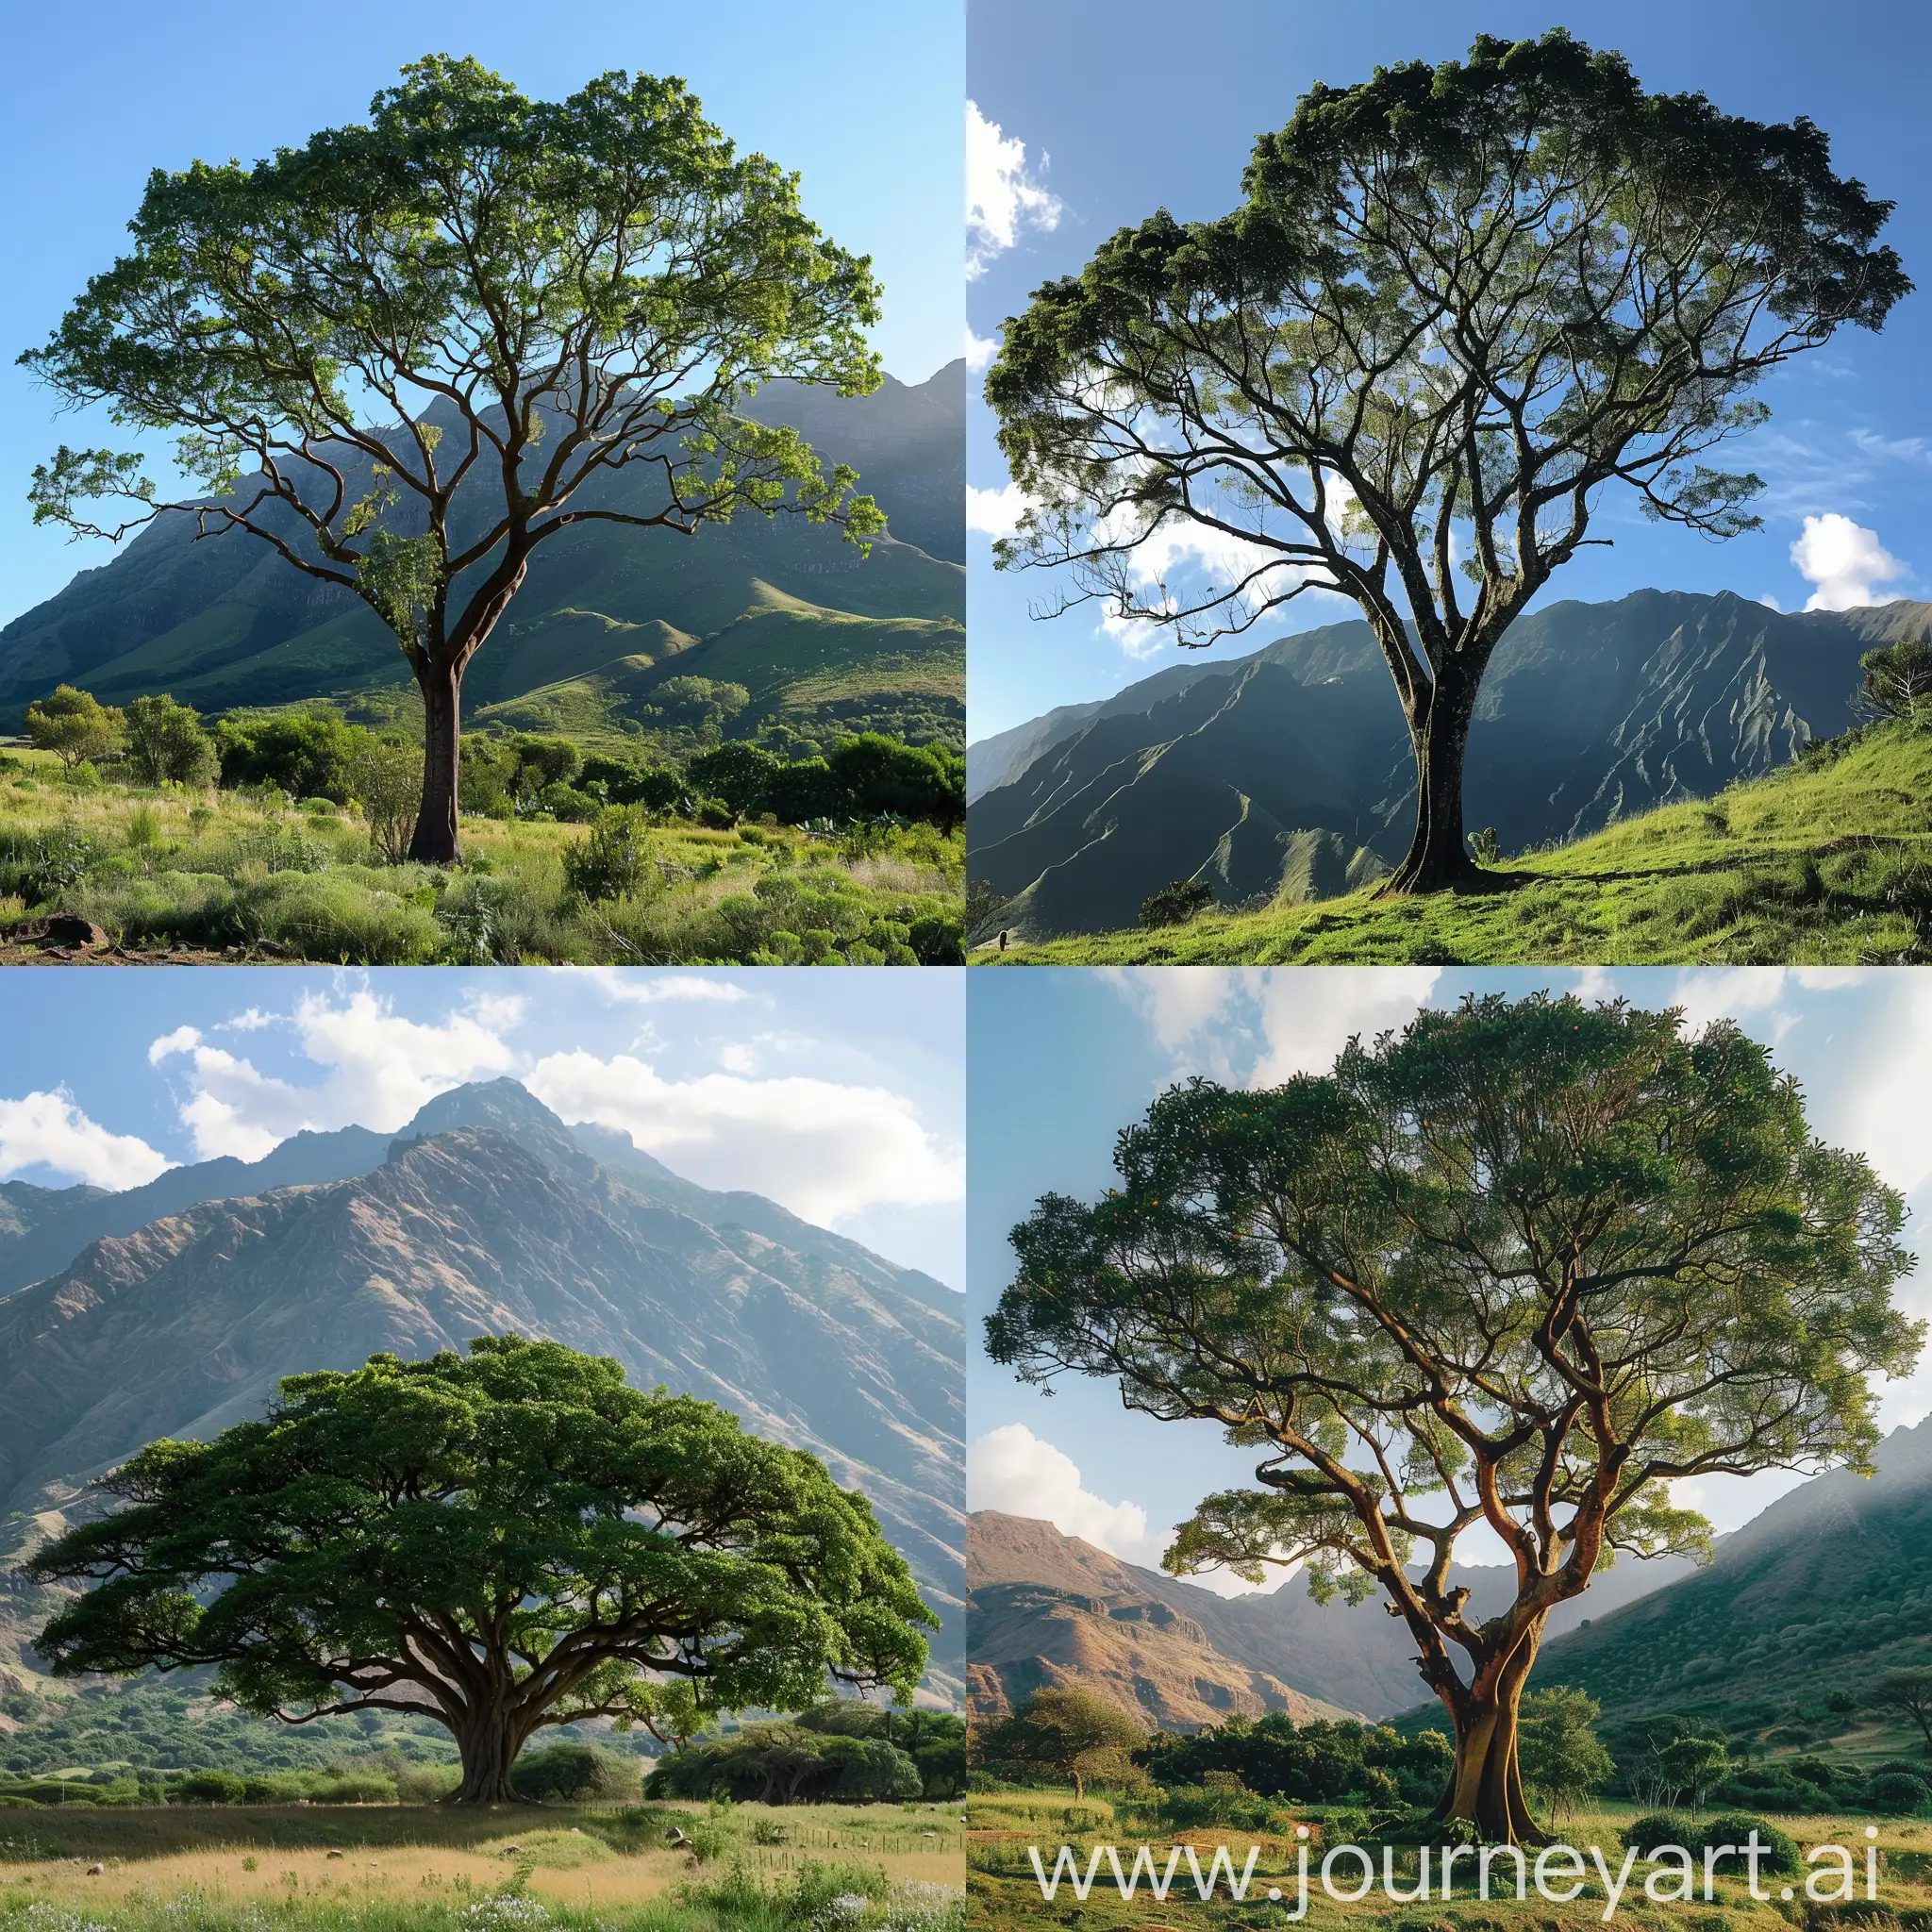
[969,591,1932,939]
[0,1128,391,1297]
[0,1080,964,1696]
[1535,1415,1932,1724]
[967,1510,1691,1729]
[968,1511,1355,1731]
[0,366,965,746]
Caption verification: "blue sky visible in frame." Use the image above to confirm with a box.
[967,0,1932,740]
[968,966,1932,1587]
[0,0,963,629]
[0,965,964,1286]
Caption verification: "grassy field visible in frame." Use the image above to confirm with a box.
[977,720,1932,966]
[0,748,961,967]
[968,1787,1932,1932]
[0,1797,965,1930]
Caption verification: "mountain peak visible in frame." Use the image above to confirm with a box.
[392,1080,591,1174]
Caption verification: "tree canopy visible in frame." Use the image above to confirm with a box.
[986,30,1909,890]
[985,992,1922,1840]
[27,1335,932,1804]
[973,1685,1149,1800]
[22,56,885,862]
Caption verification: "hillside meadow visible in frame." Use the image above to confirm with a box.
[0,746,962,967]
[0,1797,965,1931]
[978,719,1932,966]
[967,1787,1932,1932]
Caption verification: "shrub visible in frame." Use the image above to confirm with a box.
[1868,1771,1931,1811]
[578,757,687,814]
[509,735,583,793]
[348,737,425,865]
[509,1743,640,1803]
[826,733,965,830]
[214,712,362,802]
[764,758,841,824]
[175,1769,247,1805]
[1625,1811,1799,1874]
[0,825,97,906]
[1861,639,1932,721]
[790,1858,892,1919]
[124,694,219,787]
[1139,878,1216,928]
[562,810,653,902]
[25,685,122,771]
[689,742,783,817]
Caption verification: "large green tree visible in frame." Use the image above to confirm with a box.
[22,56,884,863]
[985,994,1922,1842]
[986,31,1908,892]
[27,1336,932,1805]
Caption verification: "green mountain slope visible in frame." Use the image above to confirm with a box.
[1534,1415,1932,1727]
[991,716,1932,964]
[971,591,1932,941]
[0,365,964,740]
[475,581,964,749]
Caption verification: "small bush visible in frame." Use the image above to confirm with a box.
[1869,1771,1931,1811]
[509,1743,640,1804]
[562,810,653,902]
[175,1769,247,1805]
[1140,878,1216,928]
[1625,1812,1799,1874]
[349,737,425,865]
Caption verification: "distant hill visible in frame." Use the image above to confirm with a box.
[970,591,1932,940]
[0,1080,964,1703]
[1535,1414,1932,1724]
[0,365,964,747]
[966,1510,1687,1729]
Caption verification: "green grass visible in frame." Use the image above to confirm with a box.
[0,1798,965,1931]
[0,751,962,967]
[981,720,1932,965]
[968,1785,1932,1932]
[476,591,966,761]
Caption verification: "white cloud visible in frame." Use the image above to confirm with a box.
[966,101,1061,278]
[1101,967,1242,1056]
[1102,966,1443,1091]
[1091,512,1350,658]
[1667,966,1798,1044]
[967,481,1029,538]
[968,1424,1274,1596]
[966,326,998,374]
[1830,974,1932,1198]
[969,1424,1164,1564]
[525,1050,961,1227]
[1758,593,1782,611]
[0,1091,173,1191]
[150,989,521,1162]
[578,972,752,1006]
[1790,513,1907,611]
[1250,968,1442,1085]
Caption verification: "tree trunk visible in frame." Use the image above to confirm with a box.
[447,1707,521,1805]
[1380,671,1481,895]
[409,655,463,866]
[1430,1630,1547,1845]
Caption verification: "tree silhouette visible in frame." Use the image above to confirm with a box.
[987,31,1908,891]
